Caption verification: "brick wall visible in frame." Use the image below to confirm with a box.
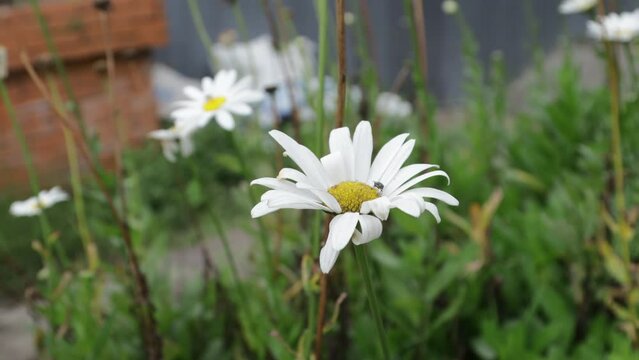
[0,0,167,191]
[0,56,156,190]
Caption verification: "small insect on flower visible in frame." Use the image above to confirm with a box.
[373,181,384,192]
[10,187,69,217]
[587,10,639,42]
[171,69,264,131]
[251,121,459,273]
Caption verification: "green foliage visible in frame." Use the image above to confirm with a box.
[2,5,639,360]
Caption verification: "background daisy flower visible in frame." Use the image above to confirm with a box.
[558,0,597,15]
[251,121,458,273]
[171,69,264,131]
[375,92,413,119]
[10,187,69,217]
[587,10,639,42]
[148,119,199,162]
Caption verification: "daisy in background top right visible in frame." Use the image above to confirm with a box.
[587,9,639,42]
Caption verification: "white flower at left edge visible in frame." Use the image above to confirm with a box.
[171,69,264,131]
[148,119,199,162]
[558,0,596,15]
[587,9,639,42]
[10,187,69,217]
[251,121,459,274]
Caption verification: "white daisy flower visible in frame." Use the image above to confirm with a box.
[171,69,264,131]
[148,119,199,162]
[558,0,597,15]
[587,10,639,42]
[375,92,412,119]
[10,187,69,217]
[212,35,315,90]
[441,0,459,15]
[251,121,458,273]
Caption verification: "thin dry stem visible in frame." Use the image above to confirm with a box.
[335,0,347,128]
[20,52,163,360]
[314,215,332,359]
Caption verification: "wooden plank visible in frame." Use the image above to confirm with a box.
[0,0,167,70]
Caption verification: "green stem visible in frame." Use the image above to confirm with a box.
[605,43,626,235]
[0,79,58,260]
[623,43,638,91]
[208,206,243,289]
[63,129,99,271]
[228,131,274,275]
[231,3,259,80]
[353,245,390,360]
[187,0,219,72]
[27,0,88,140]
[315,0,328,157]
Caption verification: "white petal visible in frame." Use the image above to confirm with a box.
[184,86,205,101]
[214,69,237,92]
[368,133,409,183]
[390,170,450,197]
[225,102,252,115]
[328,213,360,251]
[234,90,264,103]
[421,202,441,222]
[352,215,383,245]
[295,183,342,213]
[352,121,373,182]
[180,136,195,157]
[229,76,253,94]
[215,111,235,130]
[361,196,391,221]
[401,187,459,206]
[383,164,439,195]
[391,197,422,217]
[329,127,354,180]
[196,113,213,128]
[321,152,348,185]
[319,245,340,274]
[269,130,330,189]
[171,107,201,120]
[161,140,178,162]
[251,201,279,218]
[202,77,215,93]
[277,168,308,183]
[378,139,415,186]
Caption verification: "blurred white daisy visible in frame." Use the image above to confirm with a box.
[587,10,639,42]
[213,35,315,90]
[375,92,412,119]
[308,76,363,114]
[171,69,263,131]
[148,119,199,162]
[558,0,596,15]
[441,0,459,15]
[10,187,69,217]
[251,121,458,273]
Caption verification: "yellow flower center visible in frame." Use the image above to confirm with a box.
[202,97,226,112]
[328,181,380,213]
